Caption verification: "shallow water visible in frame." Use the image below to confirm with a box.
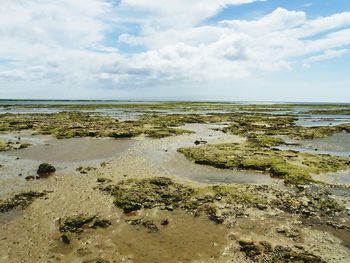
[296,115,350,127]
[105,209,228,263]
[144,123,276,185]
[280,132,350,157]
[5,137,134,162]
[0,136,135,197]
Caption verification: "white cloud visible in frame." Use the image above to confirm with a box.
[303,49,348,67]
[120,0,265,27]
[0,1,350,98]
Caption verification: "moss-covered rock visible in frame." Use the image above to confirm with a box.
[0,191,46,213]
[178,142,350,185]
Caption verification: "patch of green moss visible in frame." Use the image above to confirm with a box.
[178,142,350,185]
[144,127,193,138]
[0,191,46,213]
[59,214,111,233]
[222,114,350,140]
[0,112,195,139]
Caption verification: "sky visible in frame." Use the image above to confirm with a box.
[0,0,350,102]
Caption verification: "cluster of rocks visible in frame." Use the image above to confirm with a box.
[0,191,46,213]
[238,239,325,263]
[0,139,31,152]
[25,163,56,180]
[58,214,111,244]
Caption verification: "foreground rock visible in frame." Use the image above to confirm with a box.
[37,163,56,175]
[0,191,46,213]
[58,214,111,244]
[238,239,325,262]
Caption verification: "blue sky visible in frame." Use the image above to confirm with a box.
[0,0,350,102]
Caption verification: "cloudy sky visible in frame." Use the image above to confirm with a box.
[0,0,350,102]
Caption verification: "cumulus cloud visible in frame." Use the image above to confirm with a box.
[115,8,350,82]
[0,0,350,96]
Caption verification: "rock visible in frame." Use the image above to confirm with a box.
[82,258,110,263]
[128,218,159,232]
[92,219,111,228]
[123,203,142,213]
[0,191,46,213]
[37,163,56,175]
[238,239,263,258]
[61,234,71,245]
[194,140,208,145]
[149,177,173,186]
[165,205,174,211]
[238,239,255,246]
[96,178,111,183]
[25,175,36,180]
[59,215,111,233]
[59,215,96,233]
[161,218,169,225]
[109,132,134,138]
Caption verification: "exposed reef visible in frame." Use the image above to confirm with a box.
[178,140,350,185]
[0,191,46,213]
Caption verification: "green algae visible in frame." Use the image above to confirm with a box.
[0,139,31,151]
[99,177,345,227]
[178,142,350,185]
[0,112,194,139]
[0,191,46,213]
[222,114,350,140]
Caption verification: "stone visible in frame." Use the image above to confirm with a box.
[37,163,56,175]
[161,218,169,225]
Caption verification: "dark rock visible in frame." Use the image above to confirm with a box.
[0,191,46,213]
[123,203,142,213]
[109,132,134,138]
[37,163,56,175]
[128,218,159,232]
[161,218,169,225]
[25,175,36,180]
[82,258,110,263]
[96,178,111,183]
[61,234,71,245]
[194,140,208,145]
[149,177,173,186]
[92,219,111,228]
[59,215,96,233]
[238,239,263,258]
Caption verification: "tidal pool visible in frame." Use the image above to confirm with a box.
[5,137,134,162]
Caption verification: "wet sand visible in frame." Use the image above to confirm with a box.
[1,121,350,262]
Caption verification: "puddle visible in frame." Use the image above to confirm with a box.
[113,210,228,263]
[296,115,350,127]
[280,133,350,157]
[0,136,135,197]
[301,133,350,155]
[143,124,276,185]
[156,150,275,184]
[313,171,350,185]
[5,137,134,162]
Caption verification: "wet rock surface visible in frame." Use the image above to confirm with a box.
[37,163,56,175]
[0,191,46,213]
[0,102,350,262]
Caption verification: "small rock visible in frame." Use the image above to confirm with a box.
[37,163,56,175]
[194,140,208,145]
[161,218,169,225]
[61,234,71,245]
[92,219,111,228]
[96,178,111,183]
